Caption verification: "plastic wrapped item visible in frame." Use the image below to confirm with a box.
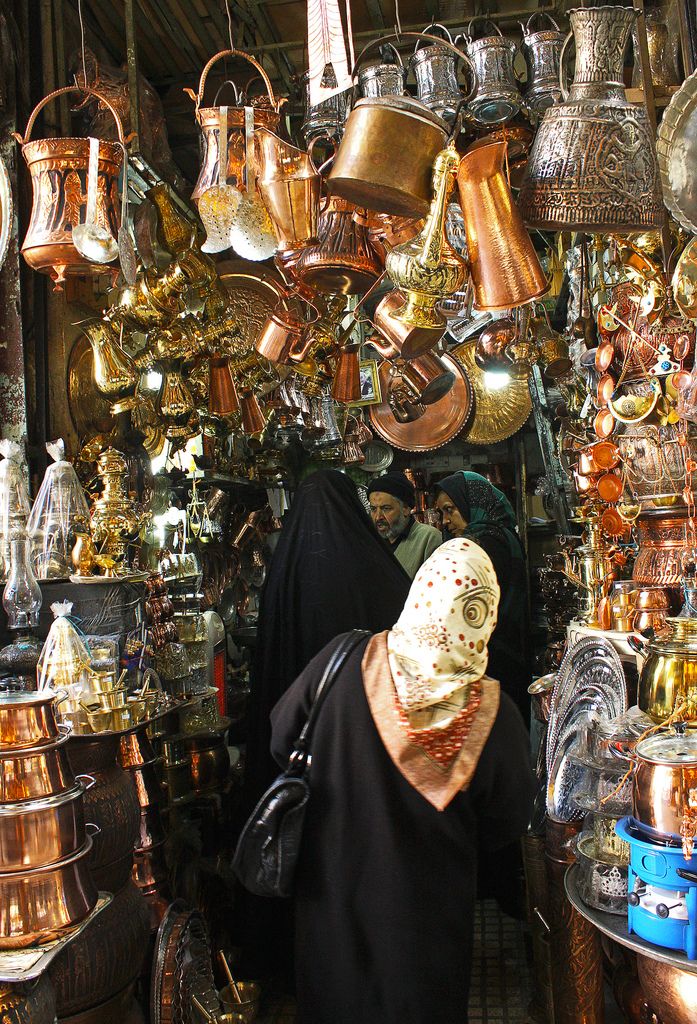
[28,441,91,579]
[37,601,93,707]
[0,441,31,581]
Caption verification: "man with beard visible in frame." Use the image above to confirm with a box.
[368,471,441,578]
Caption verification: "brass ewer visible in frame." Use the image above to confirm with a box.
[83,320,138,412]
[385,142,467,329]
[555,518,616,624]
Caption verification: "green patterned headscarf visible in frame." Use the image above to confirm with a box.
[436,471,521,561]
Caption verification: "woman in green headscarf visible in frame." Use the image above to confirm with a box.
[435,471,530,720]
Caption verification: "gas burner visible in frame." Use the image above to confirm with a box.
[618,817,697,959]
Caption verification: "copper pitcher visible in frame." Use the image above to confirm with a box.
[255,307,305,363]
[209,357,240,417]
[184,49,282,202]
[457,141,547,311]
[13,85,125,288]
[255,128,321,250]
[332,346,361,403]
[295,196,383,295]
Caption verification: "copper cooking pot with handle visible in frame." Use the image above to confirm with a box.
[0,691,63,750]
[611,730,697,858]
[0,728,93,803]
[0,835,98,948]
[0,783,98,872]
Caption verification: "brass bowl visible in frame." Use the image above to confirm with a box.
[0,692,61,750]
[220,981,261,1023]
[0,731,76,803]
[0,836,98,948]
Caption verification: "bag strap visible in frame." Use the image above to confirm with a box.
[287,629,370,775]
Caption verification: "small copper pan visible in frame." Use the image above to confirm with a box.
[595,341,614,373]
[594,407,615,439]
[592,440,620,471]
[601,506,625,538]
[597,373,615,408]
[597,472,623,503]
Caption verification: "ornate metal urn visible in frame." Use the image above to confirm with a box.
[519,6,664,231]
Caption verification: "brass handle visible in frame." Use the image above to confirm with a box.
[15,85,128,147]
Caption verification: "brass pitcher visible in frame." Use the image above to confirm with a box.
[457,141,547,311]
[295,196,383,295]
[13,85,125,288]
[255,128,321,251]
[184,49,282,202]
[519,6,663,231]
[385,142,467,329]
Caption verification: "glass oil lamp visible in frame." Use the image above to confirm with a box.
[0,528,43,689]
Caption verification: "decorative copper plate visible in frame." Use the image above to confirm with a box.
[368,354,473,451]
[452,339,532,445]
[151,901,217,1024]
[67,334,115,442]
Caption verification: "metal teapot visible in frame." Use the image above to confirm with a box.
[555,517,617,624]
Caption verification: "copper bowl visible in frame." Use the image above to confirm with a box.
[0,836,98,948]
[0,691,61,750]
[0,783,89,872]
[0,730,77,803]
[636,953,697,1024]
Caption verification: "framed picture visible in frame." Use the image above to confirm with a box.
[352,359,382,407]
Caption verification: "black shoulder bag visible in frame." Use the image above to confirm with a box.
[232,629,370,898]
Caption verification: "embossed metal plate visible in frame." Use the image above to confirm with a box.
[451,338,532,445]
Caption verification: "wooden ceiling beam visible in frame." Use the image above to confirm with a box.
[145,0,205,70]
[137,0,194,72]
[230,0,298,94]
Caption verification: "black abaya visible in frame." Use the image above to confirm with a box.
[270,634,536,1024]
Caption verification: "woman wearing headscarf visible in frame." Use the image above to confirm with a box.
[434,471,530,720]
[270,540,535,1024]
[239,469,411,979]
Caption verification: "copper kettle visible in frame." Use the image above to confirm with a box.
[295,196,383,295]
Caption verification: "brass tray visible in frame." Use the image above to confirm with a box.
[216,257,290,396]
[452,339,531,445]
[67,334,116,442]
[368,354,473,451]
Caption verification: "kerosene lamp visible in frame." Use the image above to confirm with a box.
[0,527,43,689]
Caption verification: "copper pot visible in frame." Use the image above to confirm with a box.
[163,758,192,801]
[67,733,140,892]
[118,726,157,769]
[394,353,455,405]
[50,880,150,1017]
[13,86,125,287]
[129,758,165,811]
[0,729,78,802]
[636,954,697,1024]
[295,196,383,295]
[632,510,689,590]
[0,783,91,872]
[0,691,62,750]
[255,308,304,363]
[0,836,98,948]
[185,733,230,793]
[372,289,444,359]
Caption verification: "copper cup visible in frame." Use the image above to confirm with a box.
[373,289,444,360]
[209,357,240,417]
[332,347,361,403]
[399,353,455,405]
[255,309,303,364]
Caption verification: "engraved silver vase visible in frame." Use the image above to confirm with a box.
[518,6,664,232]
[521,13,565,114]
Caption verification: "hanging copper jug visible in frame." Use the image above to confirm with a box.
[410,24,464,122]
[385,143,467,328]
[255,128,321,250]
[358,44,406,99]
[295,196,383,295]
[521,13,565,115]
[332,346,361,403]
[209,357,240,417]
[184,49,282,203]
[457,140,547,311]
[518,6,664,232]
[13,86,125,289]
[464,20,522,125]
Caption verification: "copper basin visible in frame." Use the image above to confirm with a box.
[0,836,98,948]
[0,783,88,872]
[636,953,697,1024]
[0,692,61,750]
[0,730,77,802]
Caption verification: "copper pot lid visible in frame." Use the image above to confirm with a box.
[368,354,473,451]
[452,339,532,445]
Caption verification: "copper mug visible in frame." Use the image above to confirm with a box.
[372,289,445,360]
[395,353,455,405]
[255,307,305,363]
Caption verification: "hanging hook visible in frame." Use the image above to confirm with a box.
[394,0,402,40]
[224,0,235,53]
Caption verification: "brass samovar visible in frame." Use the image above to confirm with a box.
[91,448,146,567]
[556,517,617,624]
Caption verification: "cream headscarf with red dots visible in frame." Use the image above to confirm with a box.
[386,538,500,729]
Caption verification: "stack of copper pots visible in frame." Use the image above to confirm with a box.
[0,691,98,948]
